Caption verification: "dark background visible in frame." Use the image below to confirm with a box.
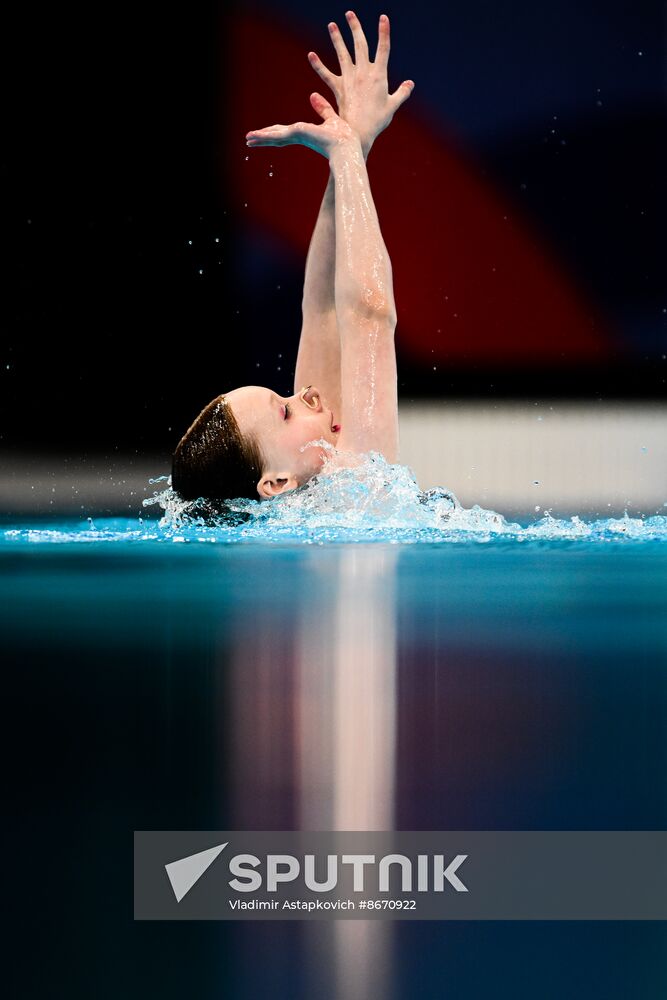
[4,0,666,456]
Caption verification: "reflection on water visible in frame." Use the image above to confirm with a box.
[2,538,666,998]
[226,548,398,999]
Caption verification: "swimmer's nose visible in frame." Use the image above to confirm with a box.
[299,385,322,410]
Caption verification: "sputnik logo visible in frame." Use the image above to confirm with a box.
[165,842,469,901]
[165,842,228,902]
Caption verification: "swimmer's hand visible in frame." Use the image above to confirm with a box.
[245,93,361,160]
[306,12,414,157]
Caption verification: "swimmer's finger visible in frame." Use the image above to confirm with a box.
[388,79,415,111]
[246,125,292,146]
[327,20,353,71]
[344,11,369,64]
[307,51,340,97]
[375,13,390,69]
[309,92,337,121]
[246,122,315,147]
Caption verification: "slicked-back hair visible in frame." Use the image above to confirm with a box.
[171,394,267,502]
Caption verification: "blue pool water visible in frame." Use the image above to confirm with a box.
[3,456,667,998]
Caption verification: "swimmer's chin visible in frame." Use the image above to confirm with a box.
[299,425,343,454]
[298,435,364,476]
[299,436,338,455]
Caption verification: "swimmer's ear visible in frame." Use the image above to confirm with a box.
[257,472,299,500]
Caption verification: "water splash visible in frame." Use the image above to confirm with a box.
[3,452,667,546]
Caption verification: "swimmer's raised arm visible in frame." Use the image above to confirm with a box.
[295,13,413,426]
[246,11,414,462]
[246,115,401,461]
[328,127,398,460]
[295,175,341,421]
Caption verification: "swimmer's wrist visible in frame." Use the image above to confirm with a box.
[328,134,364,164]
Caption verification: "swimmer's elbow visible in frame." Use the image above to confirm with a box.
[338,303,397,336]
[361,287,397,326]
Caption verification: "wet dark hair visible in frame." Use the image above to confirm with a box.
[171,394,268,503]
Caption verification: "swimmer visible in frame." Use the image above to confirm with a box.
[172,11,414,502]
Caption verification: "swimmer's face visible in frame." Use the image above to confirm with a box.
[224,384,340,498]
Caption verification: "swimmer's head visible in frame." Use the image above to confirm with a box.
[171,384,340,502]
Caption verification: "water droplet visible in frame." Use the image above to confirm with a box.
[187,240,192,245]
[641,446,648,453]
[533,480,540,486]
[535,505,541,512]
[637,50,643,56]
[214,237,220,243]
[198,268,204,275]
[537,415,543,422]
[268,171,273,177]
[245,155,249,161]
[433,366,437,371]
[256,362,260,367]
[596,99,603,107]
